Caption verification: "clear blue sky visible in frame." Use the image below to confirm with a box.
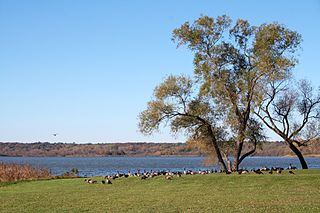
[1,0,319,143]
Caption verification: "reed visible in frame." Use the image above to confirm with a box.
[0,162,51,182]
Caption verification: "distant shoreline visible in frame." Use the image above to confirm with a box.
[1,155,320,158]
[1,141,320,158]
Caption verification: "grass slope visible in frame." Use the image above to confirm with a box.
[1,170,320,212]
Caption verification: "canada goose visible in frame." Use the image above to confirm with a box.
[88,179,97,184]
[277,169,282,174]
[106,179,112,184]
[184,169,193,175]
[141,175,147,180]
[165,175,173,180]
[289,171,295,175]
[101,180,105,184]
[200,171,207,175]
[288,164,297,170]
[254,170,263,175]
[150,173,158,178]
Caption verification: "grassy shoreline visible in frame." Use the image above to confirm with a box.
[1,169,320,212]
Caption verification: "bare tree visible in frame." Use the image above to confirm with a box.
[256,80,320,169]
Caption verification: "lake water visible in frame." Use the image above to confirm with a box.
[1,156,320,177]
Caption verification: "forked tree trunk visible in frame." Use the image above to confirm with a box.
[233,126,247,171]
[238,140,257,166]
[287,141,308,169]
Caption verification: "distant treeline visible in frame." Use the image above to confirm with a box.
[0,141,319,157]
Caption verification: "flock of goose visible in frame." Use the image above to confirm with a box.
[83,164,297,184]
[233,166,295,175]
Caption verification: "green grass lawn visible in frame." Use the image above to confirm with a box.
[1,170,320,213]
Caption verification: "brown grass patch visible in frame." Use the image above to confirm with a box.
[0,162,51,182]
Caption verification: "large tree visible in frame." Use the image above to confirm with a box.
[172,15,301,170]
[139,75,229,171]
[256,79,320,169]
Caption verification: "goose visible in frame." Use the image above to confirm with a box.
[150,173,158,178]
[200,171,207,175]
[289,171,295,175]
[288,164,297,170]
[88,179,97,184]
[183,168,187,175]
[165,175,173,180]
[254,170,263,175]
[141,175,147,180]
[85,178,92,183]
[111,175,118,180]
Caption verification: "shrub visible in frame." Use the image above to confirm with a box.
[0,163,51,182]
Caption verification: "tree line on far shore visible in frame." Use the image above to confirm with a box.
[0,140,319,158]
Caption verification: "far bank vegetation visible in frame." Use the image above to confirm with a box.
[0,140,319,158]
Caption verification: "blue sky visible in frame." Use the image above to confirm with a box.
[0,0,319,143]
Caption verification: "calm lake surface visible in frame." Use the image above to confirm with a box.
[1,156,320,177]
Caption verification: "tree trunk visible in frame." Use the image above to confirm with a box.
[207,126,228,171]
[227,158,232,172]
[287,141,308,169]
[212,139,228,171]
[233,124,247,171]
[233,141,243,171]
